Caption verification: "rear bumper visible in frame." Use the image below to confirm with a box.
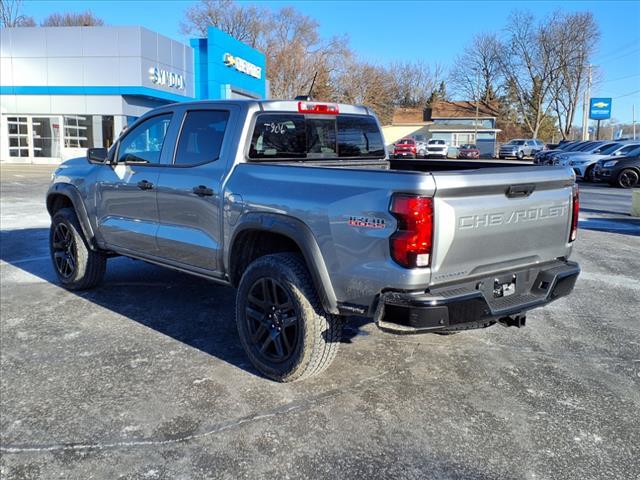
[375,260,580,334]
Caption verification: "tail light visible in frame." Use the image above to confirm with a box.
[389,194,434,268]
[298,101,339,114]
[569,184,579,242]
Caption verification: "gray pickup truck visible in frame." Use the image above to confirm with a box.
[47,100,580,382]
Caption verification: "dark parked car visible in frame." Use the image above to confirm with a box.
[457,144,480,159]
[593,154,640,188]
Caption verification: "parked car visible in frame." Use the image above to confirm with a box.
[393,138,417,158]
[426,139,448,158]
[46,99,581,382]
[534,141,580,164]
[499,139,544,160]
[457,144,480,159]
[567,142,640,181]
[594,153,640,188]
[545,141,602,165]
[552,141,615,166]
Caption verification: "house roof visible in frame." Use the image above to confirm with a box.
[430,100,500,119]
[390,101,500,125]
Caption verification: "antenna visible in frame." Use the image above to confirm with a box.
[308,71,318,99]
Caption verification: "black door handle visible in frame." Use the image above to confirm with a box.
[193,185,214,197]
[137,180,154,190]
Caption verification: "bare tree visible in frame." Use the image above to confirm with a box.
[41,11,104,26]
[390,61,443,108]
[497,11,564,138]
[0,0,35,27]
[549,12,599,139]
[180,0,266,48]
[334,61,397,125]
[449,33,501,103]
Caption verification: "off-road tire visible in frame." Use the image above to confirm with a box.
[236,253,343,382]
[49,207,106,290]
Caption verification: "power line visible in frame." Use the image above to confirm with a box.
[595,40,639,62]
[599,73,640,84]
[613,89,640,99]
[597,46,640,65]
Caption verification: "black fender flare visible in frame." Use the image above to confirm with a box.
[46,183,97,250]
[228,213,339,314]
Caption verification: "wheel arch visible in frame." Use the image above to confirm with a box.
[46,183,97,250]
[227,213,339,314]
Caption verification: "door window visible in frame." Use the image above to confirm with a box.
[117,114,172,164]
[174,110,230,165]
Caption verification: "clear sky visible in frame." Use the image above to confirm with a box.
[19,0,640,124]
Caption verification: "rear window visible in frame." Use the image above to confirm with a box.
[398,138,415,145]
[461,144,476,149]
[248,114,385,160]
[428,140,445,145]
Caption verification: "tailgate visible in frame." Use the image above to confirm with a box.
[429,167,575,286]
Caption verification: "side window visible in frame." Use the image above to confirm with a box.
[174,110,230,165]
[618,144,639,155]
[118,114,172,164]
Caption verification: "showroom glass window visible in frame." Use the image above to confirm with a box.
[7,117,29,157]
[117,114,172,164]
[174,110,230,165]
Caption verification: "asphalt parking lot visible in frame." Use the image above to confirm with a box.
[1,164,639,480]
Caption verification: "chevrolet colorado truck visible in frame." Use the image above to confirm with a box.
[47,100,580,382]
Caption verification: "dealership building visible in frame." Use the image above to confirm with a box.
[0,26,266,163]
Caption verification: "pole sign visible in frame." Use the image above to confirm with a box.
[589,98,612,120]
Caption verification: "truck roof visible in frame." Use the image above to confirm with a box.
[164,99,373,116]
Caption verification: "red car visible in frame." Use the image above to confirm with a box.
[393,138,417,158]
[457,143,480,159]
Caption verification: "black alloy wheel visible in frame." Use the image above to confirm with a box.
[245,277,300,363]
[617,169,639,188]
[51,222,77,279]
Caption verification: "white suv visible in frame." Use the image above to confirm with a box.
[426,139,448,158]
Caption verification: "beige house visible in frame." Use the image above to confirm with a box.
[382,101,501,158]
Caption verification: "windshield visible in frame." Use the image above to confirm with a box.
[429,140,445,145]
[248,113,385,160]
[461,144,476,149]
[597,143,622,155]
[507,140,525,146]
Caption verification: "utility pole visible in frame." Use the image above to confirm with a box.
[474,70,480,142]
[581,64,593,141]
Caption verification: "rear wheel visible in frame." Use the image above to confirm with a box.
[236,253,343,382]
[617,168,639,188]
[49,207,106,290]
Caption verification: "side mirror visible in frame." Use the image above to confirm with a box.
[87,147,108,164]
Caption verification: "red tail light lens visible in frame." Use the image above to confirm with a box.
[390,194,434,268]
[569,184,579,242]
[298,101,339,114]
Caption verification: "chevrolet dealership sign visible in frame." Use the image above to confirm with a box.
[223,53,262,79]
[149,67,185,90]
[589,98,612,120]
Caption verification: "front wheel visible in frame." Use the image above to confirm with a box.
[584,165,595,183]
[516,150,525,160]
[236,253,343,382]
[49,207,106,290]
[617,168,639,188]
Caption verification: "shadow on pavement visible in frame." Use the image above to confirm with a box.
[0,227,360,379]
